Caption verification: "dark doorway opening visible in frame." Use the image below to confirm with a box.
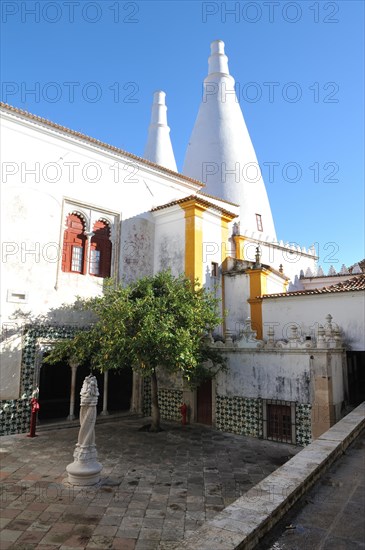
[38,361,71,421]
[108,369,133,411]
[38,357,133,421]
[347,351,365,406]
[197,378,212,425]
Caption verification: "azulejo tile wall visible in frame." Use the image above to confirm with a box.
[142,379,182,421]
[159,389,183,421]
[0,324,80,436]
[216,395,312,446]
[142,378,152,417]
[295,403,312,446]
[216,395,263,438]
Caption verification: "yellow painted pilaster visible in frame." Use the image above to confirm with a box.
[233,235,246,260]
[180,200,206,286]
[247,269,267,339]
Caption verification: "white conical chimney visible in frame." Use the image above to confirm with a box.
[183,40,276,240]
[144,90,177,171]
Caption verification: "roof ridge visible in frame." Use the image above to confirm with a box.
[150,195,238,218]
[0,102,204,188]
[261,273,365,299]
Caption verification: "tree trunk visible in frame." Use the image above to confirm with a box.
[150,370,161,432]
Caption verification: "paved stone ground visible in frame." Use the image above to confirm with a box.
[257,429,365,550]
[0,416,298,549]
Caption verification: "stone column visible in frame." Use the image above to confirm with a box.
[84,231,94,275]
[66,375,102,485]
[311,352,335,439]
[67,362,78,421]
[100,371,109,416]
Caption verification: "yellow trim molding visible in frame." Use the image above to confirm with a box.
[233,235,246,260]
[180,199,207,285]
[247,268,268,339]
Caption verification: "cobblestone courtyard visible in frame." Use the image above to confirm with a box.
[0,416,298,549]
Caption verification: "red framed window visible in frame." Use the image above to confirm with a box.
[62,214,86,273]
[90,220,112,278]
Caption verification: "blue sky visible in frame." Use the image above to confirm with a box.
[1,0,364,269]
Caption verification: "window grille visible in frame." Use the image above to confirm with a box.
[89,249,101,275]
[71,246,83,272]
[256,213,263,232]
[262,399,296,444]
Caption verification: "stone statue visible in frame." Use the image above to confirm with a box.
[66,375,102,485]
[77,376,99,448]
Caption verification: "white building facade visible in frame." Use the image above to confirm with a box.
[1,41,363,442]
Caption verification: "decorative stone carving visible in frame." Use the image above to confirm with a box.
[66,375,102,486]
[235,318,261,348]
[208,315,343,352]
[259,315,343,350]
[224,329,233,345]
[267,325,275,346]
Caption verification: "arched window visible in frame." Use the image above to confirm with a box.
[62,214,87,274]
[90,220,112,278]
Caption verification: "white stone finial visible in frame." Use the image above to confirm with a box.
[211,39,225,55]
[151,90,168,125]
[143,90,177,172]
[328,265,337,276]
[267,325,275,345]
[208,40,230,75]
[340,264,349,275]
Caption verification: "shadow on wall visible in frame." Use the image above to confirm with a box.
[0,301,131,434]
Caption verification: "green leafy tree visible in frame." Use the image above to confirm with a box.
[44,271,225,431]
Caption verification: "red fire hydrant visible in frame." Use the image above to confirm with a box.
[28,394,40,438]
[180,402,188,426]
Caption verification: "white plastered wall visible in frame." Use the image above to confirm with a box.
[217,349,311,403]
[223,274,251,334]
[0,109,201,398]
[262,292,365,351]
[153,207,185,277]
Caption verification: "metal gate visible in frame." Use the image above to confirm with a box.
[263,400,296,444]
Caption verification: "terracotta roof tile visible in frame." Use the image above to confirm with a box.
[150,195,238,218]
[261,274,365,299]
[198,190,239,207]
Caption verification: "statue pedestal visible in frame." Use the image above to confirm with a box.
[66,443,102,486]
